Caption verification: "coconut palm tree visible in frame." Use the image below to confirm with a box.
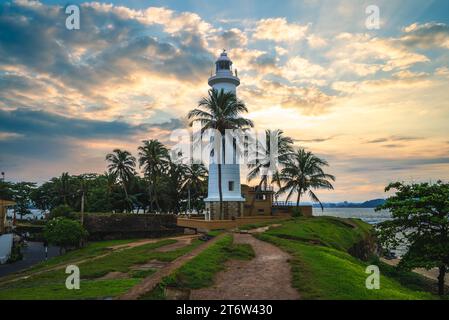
[181,163,208,213]
[277,148,335,210]
[187,89,253,219]
[105,149,136,211]
[53,172,71,205]
[247,129,294,214]
[138,140,170,212]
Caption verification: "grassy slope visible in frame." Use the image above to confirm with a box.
[0,238,203,300]
[257,217,435,300]
[141,234,255,299]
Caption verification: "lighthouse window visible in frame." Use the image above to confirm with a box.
[217,61,231,71]
[228,181,234,191]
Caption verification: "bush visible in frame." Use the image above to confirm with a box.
[291,208,303,218]
[49,205,74,220]
[44,217,88,253]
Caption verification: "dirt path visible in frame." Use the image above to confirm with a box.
[119,234,226,300]
[108,235,197,250]
[190,233,300,300]
[0,235,198,286]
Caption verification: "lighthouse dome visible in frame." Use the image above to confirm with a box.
[215,50,233,71]
[209,50,240,89]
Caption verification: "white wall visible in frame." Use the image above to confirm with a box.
[0,233,13,264]
[206,164,245,201]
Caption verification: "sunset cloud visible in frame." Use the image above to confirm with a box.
[253,18,309,42]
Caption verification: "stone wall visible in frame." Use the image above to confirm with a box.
[84,214,183,240]
[206,201,243,220]
[272,205,313,217]
[177,216,290,232]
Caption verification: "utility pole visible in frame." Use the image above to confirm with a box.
[80,191,85,227]
[79,189,85,248]
[188,187,191,214]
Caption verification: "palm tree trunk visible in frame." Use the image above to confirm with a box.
[148,184,153,212]
[218,163,223,220]
[122,183,129,213]
[438,265,446,296]
[296,191,301,207]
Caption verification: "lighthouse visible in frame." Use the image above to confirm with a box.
[204,50,245,220]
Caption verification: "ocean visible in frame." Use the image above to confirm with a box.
[312,207,391,225]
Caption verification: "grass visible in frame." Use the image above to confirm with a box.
[0,237,203,300]
[141,234,255,300]
[0,239,137,283]
[207,230,224,237]
[256,216,436,300]
[264,216,372,251]
[0,278,141,300]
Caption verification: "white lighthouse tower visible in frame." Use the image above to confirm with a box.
[204,50,245,220]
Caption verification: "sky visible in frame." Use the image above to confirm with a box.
[1,0,449,202]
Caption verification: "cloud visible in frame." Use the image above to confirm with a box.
[0,0,216,121]
[366,136,423,144]
[306,34,327,48]
[0,108,182,139]
[240,80,333,116]
[211,28,248,49]
[345,156,449,173]
[0,107,183,181]
[253,18,309,42]
[402,22,449,49]
[294,136,335,143]
[283,56,328,79]
[332,75,433,94]
[328,33,430,76]
[274,46,288,56]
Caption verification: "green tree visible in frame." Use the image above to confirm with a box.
[181,163,208,213]
[138,140,169,212]
[0,180,14,200]
[247,129,294,214]
[276,148,335,209]
[55,172,71,205]
[30,182,52,213]
[376,181,449,296]
[105,149,136,212]
[12,182,36,219]
[187,89,253,219]
[44,217,88,254]
[49,205,74,219]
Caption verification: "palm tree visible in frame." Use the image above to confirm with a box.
[277,148,335,209]
[187,89,253,219]
[138,140,169,212]
[105,149,136,211]
[53,172,71,205]
[247,129,294,214]
[181,164,208,213]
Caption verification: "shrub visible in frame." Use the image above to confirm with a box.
[44,217,88,253]
[49,205,74,220]
[291,208,303,218]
